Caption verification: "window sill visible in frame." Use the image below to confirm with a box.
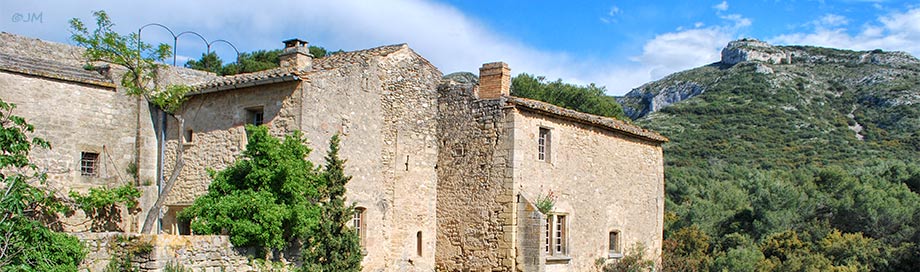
[608,252,624,259]
[546,255,572,264]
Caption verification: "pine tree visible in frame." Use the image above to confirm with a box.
[301,134,363,271]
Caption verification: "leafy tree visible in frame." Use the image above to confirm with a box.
[184,52,223,74]
[511,73,628,120]
[70,10,193,234]
[660,225,711,272]
[0,100,85,270]
[187,45,338,76]
[179,125,322,258]
[301,134,363,272]
[601,243,655,272]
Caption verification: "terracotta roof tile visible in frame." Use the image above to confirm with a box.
[508,96,668,143]
[190,67,299,94]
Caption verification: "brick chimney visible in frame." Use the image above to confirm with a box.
[478,62,510,99]
[279,38,313,71]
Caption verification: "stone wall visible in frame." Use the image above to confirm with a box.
[435,81,516,271]
[516,195,546,272]
[162,44,443,271]
[0,69,152,232]
[77,232,290,272]
[510,108,665,272]
[163,81,301,206]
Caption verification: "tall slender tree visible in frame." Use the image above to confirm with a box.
[301,134,363,272]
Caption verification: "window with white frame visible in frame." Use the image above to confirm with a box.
[352,207,366,248]
[544,213,567,256]
[538,127,551,162]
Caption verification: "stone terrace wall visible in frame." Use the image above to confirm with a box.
[77,233,290,272]
[435,81,516,271]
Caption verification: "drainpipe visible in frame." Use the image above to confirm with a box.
[156,108,167,234]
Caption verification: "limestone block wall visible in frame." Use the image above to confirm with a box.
[435,82,516,271]
[302,46,442,271]
[163,81,302,207]
[516,195,546,272]
[0,71,150,232]
[510,109,665,272]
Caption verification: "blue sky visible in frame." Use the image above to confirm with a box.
[2,0,919,95]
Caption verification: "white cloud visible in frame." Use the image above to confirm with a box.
[601,5,621,24]
[771,8,920,57]
[720,14,752,28]
[815,14,850,28]
[713,1,729,11]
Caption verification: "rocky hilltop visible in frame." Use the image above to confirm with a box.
[618,39,920,119]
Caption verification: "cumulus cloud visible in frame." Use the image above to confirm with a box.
[713,1,729,11]
[771,8,920,57]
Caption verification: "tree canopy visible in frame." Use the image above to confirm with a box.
[186,46,340,76]
[511,73,628,120]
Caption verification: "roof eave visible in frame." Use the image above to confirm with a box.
[189,74,300,96]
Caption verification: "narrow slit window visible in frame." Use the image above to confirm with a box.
[609,231,620,254]
[416,231,423,256]
[80,152,99,177]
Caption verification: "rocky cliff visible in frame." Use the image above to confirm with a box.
[618,39,920,119]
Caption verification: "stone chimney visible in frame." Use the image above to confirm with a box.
[478,62,510,99]
[279,38,313,71]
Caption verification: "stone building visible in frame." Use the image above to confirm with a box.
[0,32,666,271]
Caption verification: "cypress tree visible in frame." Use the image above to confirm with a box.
[301,134,363,271]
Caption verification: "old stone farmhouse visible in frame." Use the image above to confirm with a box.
[0,32,666,271]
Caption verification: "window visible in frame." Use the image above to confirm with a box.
[544,214,568,256]
[609,231,622,258]
[353,207,366,248]
[80,152,99,177]
[538,127,551,162]
[184,129,194,143]
[416,231,423,256]
[555,215,566,254]
[545,217,552,253]
[246,107,264,126]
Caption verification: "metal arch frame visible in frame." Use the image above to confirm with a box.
[137,23,241,68]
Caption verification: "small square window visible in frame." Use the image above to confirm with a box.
[246,107,264,126]
[184,129,194,143]
[80,152,99,177]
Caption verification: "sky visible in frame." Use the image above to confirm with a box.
[1,0,919,95]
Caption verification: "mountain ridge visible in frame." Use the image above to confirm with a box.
[618,39,920,120]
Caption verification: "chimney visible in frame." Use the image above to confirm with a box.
[279,38,313,71]
[478,62,511,99]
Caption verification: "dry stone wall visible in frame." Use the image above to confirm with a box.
[435,81,516,271]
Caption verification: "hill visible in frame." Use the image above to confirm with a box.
[623,39,920,271]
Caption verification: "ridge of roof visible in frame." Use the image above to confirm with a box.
[507,96,668,143]
[0,52,115,88]
[190,44,411,94]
